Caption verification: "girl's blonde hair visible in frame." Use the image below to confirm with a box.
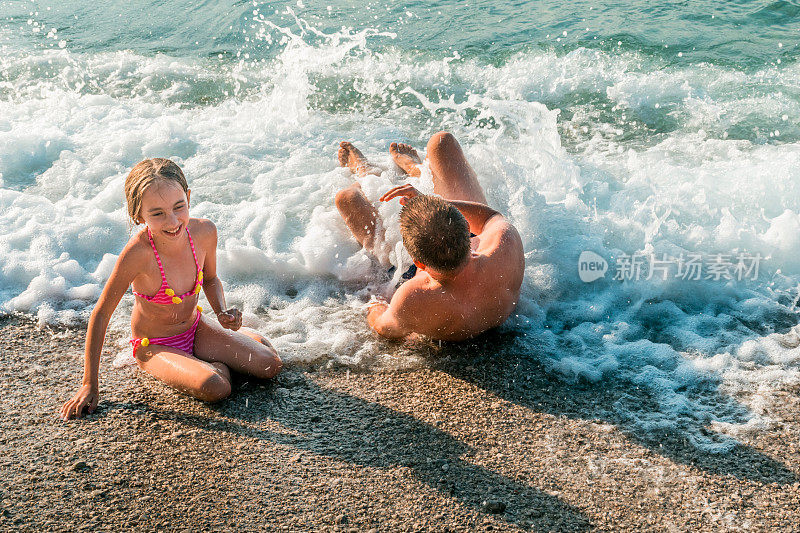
[124,158,188,225]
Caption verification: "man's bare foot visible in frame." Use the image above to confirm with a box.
[338,141,379,177]
[389,142,422,177]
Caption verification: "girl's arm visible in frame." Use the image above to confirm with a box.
[60,247,139,420]
[199,221,241,331]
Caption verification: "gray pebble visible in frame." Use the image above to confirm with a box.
[481,500,506,514]
[72,461,91,472]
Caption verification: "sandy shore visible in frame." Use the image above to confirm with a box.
[1,313,798,532]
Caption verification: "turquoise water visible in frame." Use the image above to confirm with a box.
[2,1,800,451]
[6,0,798,65]
[3,0,798,146]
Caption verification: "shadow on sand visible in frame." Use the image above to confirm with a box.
[91,318,796,529]
[102,375,592,532]
[425,328,797,486]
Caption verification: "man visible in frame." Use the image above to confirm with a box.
[334,132,524,341]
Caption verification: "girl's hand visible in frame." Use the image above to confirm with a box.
[60,384,99,421]
[217,308,242,331]
[379,184,421,205]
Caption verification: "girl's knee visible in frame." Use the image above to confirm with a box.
[240,328,273,349]
[267,353,283,378]
[197,371,231,402]
[254,348,282,380]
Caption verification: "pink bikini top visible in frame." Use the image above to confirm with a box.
[132,227,203,304]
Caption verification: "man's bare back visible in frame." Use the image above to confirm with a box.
[334,132,524,341]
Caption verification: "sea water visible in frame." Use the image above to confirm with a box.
[1,0,799,451]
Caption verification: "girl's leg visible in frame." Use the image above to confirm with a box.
[425,131,488,204]
[193,315,282,380]
[135,344,232,402]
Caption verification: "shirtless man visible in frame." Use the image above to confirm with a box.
[334,131,525,341]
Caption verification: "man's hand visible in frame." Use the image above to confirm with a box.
[217,308,243,331]
[367,296,388,320]
[379,184,421,205]
[366,295,410,340]
[60,384,99,421]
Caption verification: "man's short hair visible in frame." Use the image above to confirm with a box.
[399,195,470,272]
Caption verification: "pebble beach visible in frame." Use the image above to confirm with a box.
[3,314,799,531]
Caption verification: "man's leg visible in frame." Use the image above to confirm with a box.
[389,142,422,177]
[336,141,382,250]
[389,132,487,204]
[338,141,381,177]
[335,183,381,249]
[426,131,487,204]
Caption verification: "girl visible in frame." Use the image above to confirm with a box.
[60,158,282,420]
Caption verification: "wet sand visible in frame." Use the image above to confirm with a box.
[2,313,798,531]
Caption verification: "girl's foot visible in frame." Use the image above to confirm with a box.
[389,142,422,177]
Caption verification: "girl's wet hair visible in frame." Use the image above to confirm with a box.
[124,158,188,225]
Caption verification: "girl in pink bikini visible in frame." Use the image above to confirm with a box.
[60,159,282,420]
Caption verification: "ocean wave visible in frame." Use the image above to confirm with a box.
[1,12,799,451]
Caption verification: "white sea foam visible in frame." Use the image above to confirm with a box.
[2,18,800,451]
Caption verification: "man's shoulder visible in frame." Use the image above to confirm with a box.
[387,274,457,334]
[389,274,444,309]
[481,213,519,237]
[476,214,523,256]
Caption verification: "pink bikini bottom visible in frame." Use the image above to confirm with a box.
[130,310,201,356]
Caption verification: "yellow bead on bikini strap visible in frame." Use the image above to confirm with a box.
[172,296,182,304]
[194,285,201,294]
[197,305,203,313]
[141,338,150,347]
[165,288,175,297]
[198,271,204,283]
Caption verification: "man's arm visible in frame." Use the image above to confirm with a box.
[446,199,501,235]
[367,301,409,339]
[366,282,424,339]
[379,184,501,235]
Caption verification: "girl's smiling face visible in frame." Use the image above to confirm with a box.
[138,180,191,240]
